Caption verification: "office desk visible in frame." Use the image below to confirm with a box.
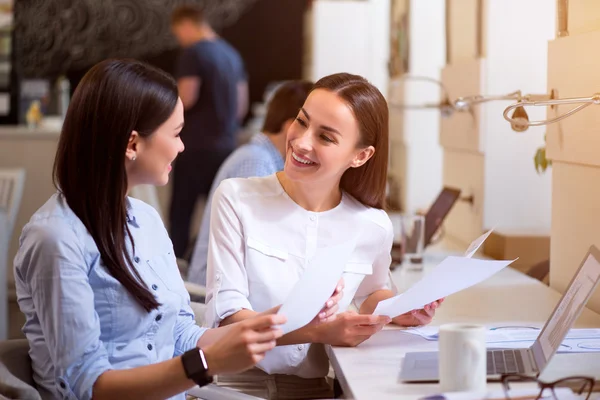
[327,241,600,400]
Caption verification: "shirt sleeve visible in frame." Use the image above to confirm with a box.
[235,52,248,82]
[145,212,208,355]
[16,221,112,400]
[205,179,253,328]
[352,215,395,309]
[188,157,273,286]
[234,158,274,179]
[175,47,203,79]
[173,288,207,356]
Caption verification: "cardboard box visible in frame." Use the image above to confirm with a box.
[483,230,550,275]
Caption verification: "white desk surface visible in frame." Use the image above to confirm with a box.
[326,239,600,400]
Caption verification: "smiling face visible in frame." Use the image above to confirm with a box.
[283,88,374,188]
[126,98,185,187]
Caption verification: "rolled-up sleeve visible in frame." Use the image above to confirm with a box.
[17,222,112,400]
[353,216,396,309]
[205,180,253,328]
[173,290,208,356]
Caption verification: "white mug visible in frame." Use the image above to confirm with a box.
[439,323,487,393]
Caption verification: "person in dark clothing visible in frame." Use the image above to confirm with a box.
[169,4,248,257]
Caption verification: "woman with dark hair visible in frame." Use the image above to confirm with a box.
[13,59,341,400]
[205,73,443,398]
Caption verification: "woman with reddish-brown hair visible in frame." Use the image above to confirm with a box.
[205,72,442,399]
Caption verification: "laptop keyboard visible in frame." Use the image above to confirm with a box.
[487,349,526,375]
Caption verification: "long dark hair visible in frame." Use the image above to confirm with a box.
[312,73,389,210]
[53,59,178,312]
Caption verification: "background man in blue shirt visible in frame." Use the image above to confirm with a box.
[187,80,313,286]
[170,5,248,257]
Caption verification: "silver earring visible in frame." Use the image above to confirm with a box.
[131,156,136,161]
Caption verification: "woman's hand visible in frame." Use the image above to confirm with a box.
[258,278,344,326]
[311,278,344,325]
[316,310,391,347]
[203,314,286,375]
[392,298,444,327]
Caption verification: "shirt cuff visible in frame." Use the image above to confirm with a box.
[57,345,112,400]
[208,290,254,328]
[175,325,208,356]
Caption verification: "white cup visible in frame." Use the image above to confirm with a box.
[439,323,487,393]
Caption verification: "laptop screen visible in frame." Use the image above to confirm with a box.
[532,246,600,370]
[423,187,461,246]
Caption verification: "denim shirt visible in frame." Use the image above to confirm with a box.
[14,193,206,400]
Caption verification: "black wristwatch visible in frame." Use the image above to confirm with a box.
[182,348,214,387]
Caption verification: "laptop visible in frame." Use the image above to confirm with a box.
[399,244,600,382]
[396,187,461,264]
[422,187,462,247]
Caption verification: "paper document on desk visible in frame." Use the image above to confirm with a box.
[374,256,515,318]
[464,228,494,258]
[490,338,600,353]
[403,326,600,341]
[277,241,353,334]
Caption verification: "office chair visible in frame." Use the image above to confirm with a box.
[0,168,26,340]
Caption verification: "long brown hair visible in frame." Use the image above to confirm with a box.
[312,73,389,210]
[53,59,179,312]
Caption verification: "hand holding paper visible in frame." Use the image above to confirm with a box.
[314,278,344,323]
[317,311,391,347]
[393,298,445,327]
[374,256,516,318]
[277,241,354,334]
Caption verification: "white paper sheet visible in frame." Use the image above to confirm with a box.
[402,326,600,343]
[277,241,354,334]
[464,228,494,258]
[374,256,515,318]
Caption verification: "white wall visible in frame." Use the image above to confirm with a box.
[482,0,555,232]
[401,0,445,212]
[311,0,390,93]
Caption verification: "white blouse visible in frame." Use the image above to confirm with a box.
[205,174,394,378]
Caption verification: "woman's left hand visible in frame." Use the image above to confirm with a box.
[259,278,344,326]
[392,298,444,327]
[311,278,344,325]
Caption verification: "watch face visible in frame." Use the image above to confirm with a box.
[199,349,209,370]
[183,348,213,387]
